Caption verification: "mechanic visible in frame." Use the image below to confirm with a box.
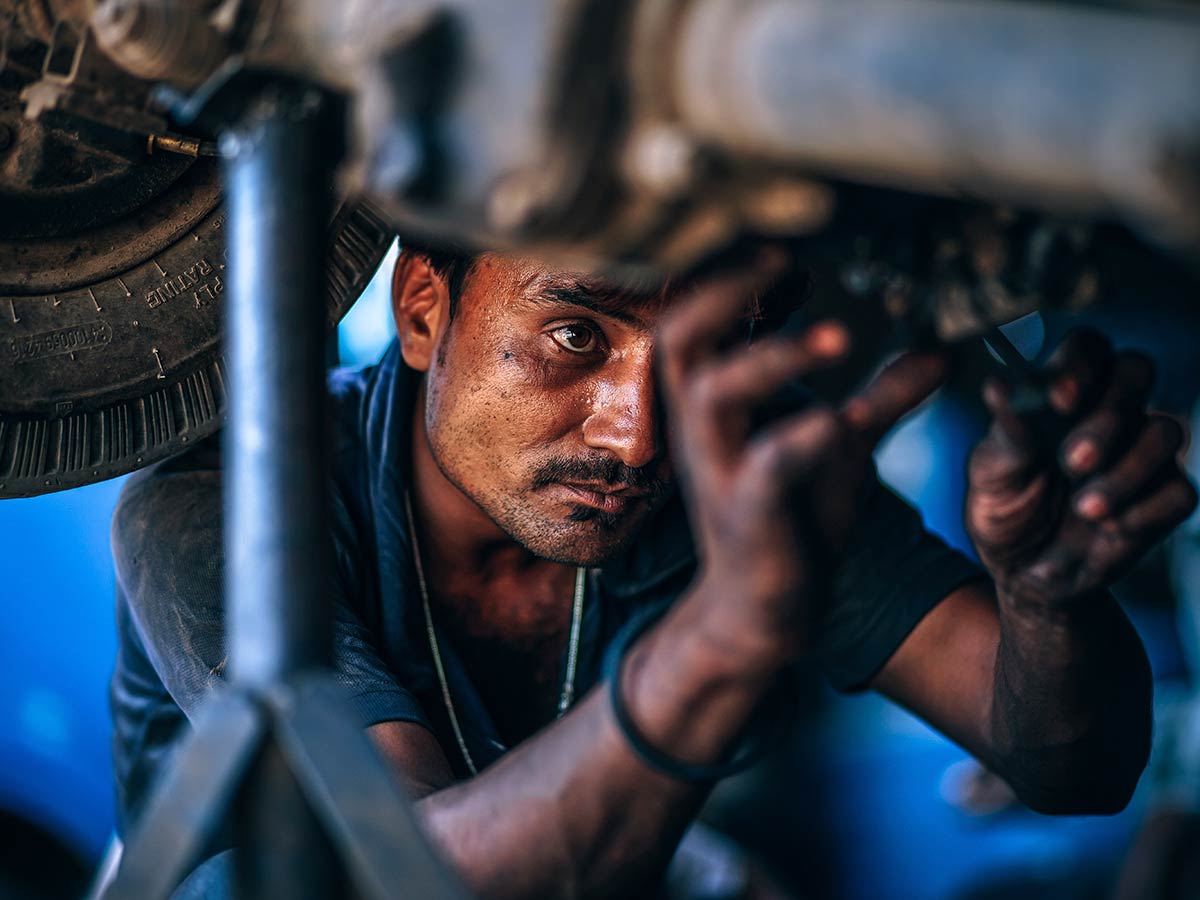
[110,246,1197,898]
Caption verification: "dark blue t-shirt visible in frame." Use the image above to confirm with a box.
[109,342,981,833]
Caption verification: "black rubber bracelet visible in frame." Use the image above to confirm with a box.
[603,609,790,783]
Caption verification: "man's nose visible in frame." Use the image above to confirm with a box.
[581,360,661,470]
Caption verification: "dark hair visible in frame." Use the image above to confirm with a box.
[398,234,810,330]
[397,238,477,318]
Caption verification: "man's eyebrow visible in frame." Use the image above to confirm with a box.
[527,282,648,327]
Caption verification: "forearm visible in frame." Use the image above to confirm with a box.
[990,586,1152,813]
[417,588,782,899]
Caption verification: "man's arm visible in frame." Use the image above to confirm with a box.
[872,329,1195,814]
[373,590,779,899]
[872,579,1152,814]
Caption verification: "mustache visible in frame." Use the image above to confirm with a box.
[531,456,671,497]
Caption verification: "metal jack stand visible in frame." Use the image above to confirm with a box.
[104,80,466,900]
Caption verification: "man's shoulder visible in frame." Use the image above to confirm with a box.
[111,436,223,567]
[327,342,415,456]
[111,346,404,552]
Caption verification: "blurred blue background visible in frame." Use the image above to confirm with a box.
[3,242,1197,899]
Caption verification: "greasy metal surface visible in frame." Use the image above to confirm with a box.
[223,82,334,688]
[673,0,1200,250]
[199,0,1200,270]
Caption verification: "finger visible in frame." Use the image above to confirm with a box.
[658,255,787,393]
[1060,350,1156,478]
[1113,475,1198,536]
[1041,326,1115,415]
[1073,414,1186,520]
[687,322,849,443]
[842,351,949,449]
[967,434,1044,498]
[980,376,1037,463]
[745,407,842,490]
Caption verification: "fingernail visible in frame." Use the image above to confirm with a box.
[1050,377,1078,413]
[1066,440,1099,472]
[810,323,848,355]
[1076,492,1108,520]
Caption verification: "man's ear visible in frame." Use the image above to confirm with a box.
[392,251,449,372]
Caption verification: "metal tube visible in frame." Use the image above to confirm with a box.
[221,85,334,691]
[220,83,339,899]
[674,0,1200,247]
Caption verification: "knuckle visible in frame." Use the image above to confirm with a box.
[1082,408,1122,441]
[804,406,841,439]
[688,368,728,414]
[659,317,687,360]
[760,339,794,373]
[801,408,845,457]
[968,439,1023,488]
[750,410,839,481]
[748,439,789,484]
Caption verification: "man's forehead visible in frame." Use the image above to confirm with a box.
[482,253,681,321]
[470,252,789,331]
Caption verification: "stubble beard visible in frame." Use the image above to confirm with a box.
[423,429,659,569]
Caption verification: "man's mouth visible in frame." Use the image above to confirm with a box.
[551,482,648,514]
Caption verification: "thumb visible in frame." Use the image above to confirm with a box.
[841,351,949,449]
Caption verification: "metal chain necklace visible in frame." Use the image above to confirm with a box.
[404,491,586,776]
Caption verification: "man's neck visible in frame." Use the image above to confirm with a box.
[408,389,577,623]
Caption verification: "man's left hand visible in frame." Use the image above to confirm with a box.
[967,327,1198,609]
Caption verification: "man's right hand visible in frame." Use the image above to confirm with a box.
[658,265,949,666]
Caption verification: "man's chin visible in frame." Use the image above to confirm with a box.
[515,506,646,567]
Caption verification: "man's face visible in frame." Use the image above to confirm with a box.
[419,254,678,566]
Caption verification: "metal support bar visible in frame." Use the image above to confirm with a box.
[103,693,265,900]
[276,676,469,900]
[222,84,335,687]
[220,82,340,899]
[101,77,465,900]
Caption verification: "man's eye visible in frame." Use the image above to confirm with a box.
[549,324,600,354]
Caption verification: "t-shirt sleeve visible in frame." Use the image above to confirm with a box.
[327,481,431,730]
[111,440,429,732]
[812,470,984,692]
